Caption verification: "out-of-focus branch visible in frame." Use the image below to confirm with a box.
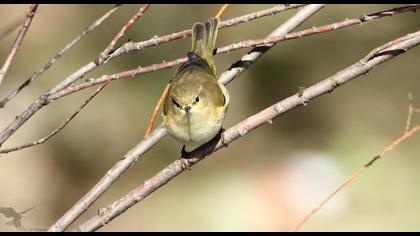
[290,94,420,232]
[0,4,38,88]
[74,29,420,232]
[48,4,420,100]
[47,5,325,232]
[0,81,110,155]
[0,4,302,148]
[0,4,122,109]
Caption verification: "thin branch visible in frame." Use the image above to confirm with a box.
[290,104,420,232]
[144,83,170,137]
[0,81,110,155]
[48,4,420,100]
[0,4,38,88]
[106,4,306,60]
[0,18,27,42]
[74,28,420,232]
[101,4,150,57]
[404,93,420,132]
[0,4,302,147]
[0,4,122,109]
[47,4,325,232]
[215,4,229,18]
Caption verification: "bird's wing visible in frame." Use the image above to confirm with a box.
[0,207,16,218]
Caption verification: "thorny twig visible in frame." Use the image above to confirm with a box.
[290,95,420,232]
[0,4,122,108]
[0,4,38,89]
[47,5,326,232]
[74,28,420,232]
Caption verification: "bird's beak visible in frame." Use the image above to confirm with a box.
[184,105,191,113]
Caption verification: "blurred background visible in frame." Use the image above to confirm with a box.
[0,4,419,232]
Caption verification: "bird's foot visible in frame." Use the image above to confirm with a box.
[219,127,228,148]
[180,145,192,170]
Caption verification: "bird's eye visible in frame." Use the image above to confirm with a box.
[172,98,181,108]
[195,96,200,103]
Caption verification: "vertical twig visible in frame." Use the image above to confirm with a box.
[0,4,38,88]
[144,83,170,137]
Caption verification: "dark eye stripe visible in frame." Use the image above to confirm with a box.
[172,98,181,108]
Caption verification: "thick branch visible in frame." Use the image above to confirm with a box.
[0,4,122,108]
[47,4,325,232]
[74,29,420,232]
[48,4,420,100]
[0,4,38,88]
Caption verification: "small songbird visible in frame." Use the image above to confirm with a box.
[162,17,229,156]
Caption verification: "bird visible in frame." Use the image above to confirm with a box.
[0,206,34,229]
[162,17,229,157]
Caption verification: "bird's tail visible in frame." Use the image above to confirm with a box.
[191,17,219,72]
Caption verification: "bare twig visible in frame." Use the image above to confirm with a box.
[0,81,110,155]
[0,4,122,109]
[74,28,420,232]
[290,98,420,232]
[48,4,420,100]
[106,4,306,59]
[101,4,150,58]
[47,5,325,232]
[0,4,38,88]
[0,4,302,147]
[144,83,170,137]
[215,4,229,18]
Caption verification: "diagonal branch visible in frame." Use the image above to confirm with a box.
[47,4,326,232]
[74,28,420,232]
[0,4,38,89]
[0,4,302,148]
[0,4,122,108]
[48,4,420,100]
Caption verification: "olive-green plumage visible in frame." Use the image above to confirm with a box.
[162,17,229,149]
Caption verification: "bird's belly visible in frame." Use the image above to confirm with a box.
[164,107,225,149]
